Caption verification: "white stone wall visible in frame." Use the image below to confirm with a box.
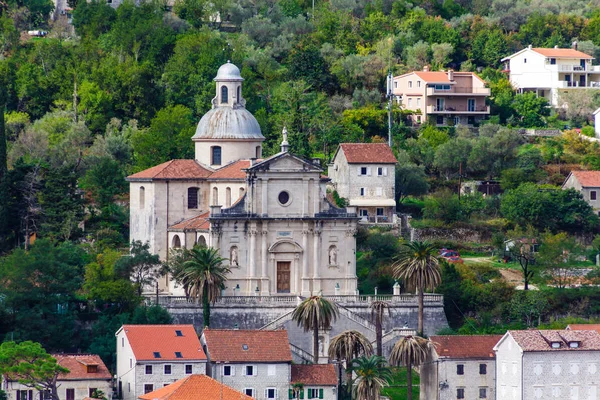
[329,151,350,200]
[116,328,137,400]
[134,361,207,397]
[437,359,495,400]
[210,181,247,207]
[195,140,262,168]
[3,379,112,400]
[495,334,524,400]
[210,362,290,400]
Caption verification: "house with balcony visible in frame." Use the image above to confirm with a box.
[392,68,490,126]
[501,45,599,106]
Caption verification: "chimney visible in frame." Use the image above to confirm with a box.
[249,157,257,167]
[447,70,454,81]
[528,44,532,50]
[210,205,222,216]
[423,65,429,72]
[573,41,578,50]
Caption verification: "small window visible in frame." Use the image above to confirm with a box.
[479,364,487,375]
[359,209,368,217]
[307,388,320,399]
[551,342,561,348]
[550,58,556,65]
[376,208,384,216]
[66,389,75,400]
[246,365,254,376]
[457,388,465,399]
[479,387,487,399]
[211,146,222,166]
[256,145,261,158]
[591,191,597,201]
[570,341,580,348]
[278,191,290,205]
[457,364,464,375]
[408,81,413,88]
[394,81,398,88]
[226,187,232,207]
[524,58,527,63]
[266,388,277,399]
[224,365,233,376]
[122,337,124,347]
[212,187,219,205]
[87,365,98,373]
[245,389,254,397]
[139,186,145,209]
[377,167,383,176]
[175,330,183,337]
[175,352,182,358]
[187,188,199,209]
[185,364,193,374]
[417,81,421,87]
[416,98,421,106]
[146,365,153,375]
[221,86,228,103]
[436,116,444,125]
[360,188,365,196]
[164,365,172,374]
[360,167,367,175]
[237,86,241,103]
[408,98,412,107]
[171,235,181,249]
[144,384,154,394]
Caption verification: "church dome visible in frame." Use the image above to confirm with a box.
[214,62,244,81]
[192,107,264,140]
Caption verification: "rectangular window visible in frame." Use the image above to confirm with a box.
[246,365,254,376]
[266,388,277,399]
[122,337,124,347]
[591,191,597,200]
[188,188,199,209]
[479,387,487,398]
[436,116,444,125]
[457,388,465,399]
[417,81,421,87]
[360,167,367,175]
[153,352,161,359]
[145,365,153,375]
[524,58,527,63]
[175,352,182,358]
[224,365,233,376]
[376,208,384,216]
[66,389,75,400]
[307,389,319,399]
[268,365,276,376]
[479,364,487,375]
[360,188,365,196]
[408,98,412,107]
[245,389,254,397]
[377,167,383,176]
[175,330,183,336]
[359,209,368,217]
[408,81,413,88]
[164,365,172,375]
[144,384,154,394]
[88,389,97,398]
[394,81,397,88]
[457,364,464,375]
[185,365,193,374]
[550,58,556,65]
[416,98,421,106]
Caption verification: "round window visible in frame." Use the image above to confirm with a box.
[278,191,290,205]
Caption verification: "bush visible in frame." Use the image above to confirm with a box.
[582,126,595,138]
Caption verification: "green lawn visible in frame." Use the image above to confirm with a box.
[382,367,420,400]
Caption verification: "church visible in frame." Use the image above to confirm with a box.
[127,62,359,297]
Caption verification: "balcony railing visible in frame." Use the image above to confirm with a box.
[427,105,490,113]
[426,87,490,96]
[557,81,600,88]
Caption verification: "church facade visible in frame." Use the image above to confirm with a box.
[127,62,358,296]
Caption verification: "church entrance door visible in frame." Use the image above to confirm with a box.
[276,262,291,293]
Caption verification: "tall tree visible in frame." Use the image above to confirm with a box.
[351,355,392,400]
[328,330,373,397]
[388,335,434,400]
[292,296,338,364]
[0,60,8,181]
[116,241,163,296]
[392,241,442,336]
[370,301,391,357]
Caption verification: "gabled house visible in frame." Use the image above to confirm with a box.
[201,329,292,399]
[115,325,207,400]
[501,45,599,106]
[2,354,112,400]
[328,143,397,223]
[138,374,253,400]
[562,170,600,213]
[392,68,490,126]
[420,335,501,400]
[290,365,337,400]
[494,329,600,400]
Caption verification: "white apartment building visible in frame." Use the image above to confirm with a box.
[501,45,599,106]
[115,325,207,400]
[494,329,600,400]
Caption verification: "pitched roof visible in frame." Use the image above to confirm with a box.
[53,354,111,380]
[430,335,502,359]
[138,374,253,400]
[127,160,212,181]
[120,325,206,361]
[532,48,594,59]
[169,212,210,231]
[508,330,600,352]
[291,364,337,386]
[337,143,397,164]
[569,171,600,187]
[210,160,252,180]
[202,329,292,363]
[413,71,452,83]
[567,324,600,334]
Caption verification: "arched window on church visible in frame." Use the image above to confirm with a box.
[172,235,181,248]
[221,86,228,104]
[196,235,207,247]
[211,146,222,165]
[139,186,145,209]
[255,146,261,158]
[187,187,199,209]
[212,187,219,205]
[239,187,245,199]
[225,187,231,207]
[237,86,241,104]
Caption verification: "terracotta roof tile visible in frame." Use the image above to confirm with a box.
[532,48,594,59]
[121,325,206,361]
[567,324,600,334]
[413,71,452,83]
[203,329,292,363]
[138,374,253,400]
[291,364,337,386]
[338,143,397,164]
[570,171,600,187]
[169,212,210,231]
[430,335,502,359]
[210,160,253,180]
[508,330,600,352]
[127,160,212,181]
[52,354,112,380]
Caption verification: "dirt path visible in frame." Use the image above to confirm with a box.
[499,269,523,285]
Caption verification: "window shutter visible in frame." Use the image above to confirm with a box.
[265,390,269,399]
[383,167,388,176]
[16,391,20,400]
[367,167,372,176]
[289,389,293,399]
[275,389,279,399]
[254,365,258,376]
[300,390,304,399]
[29,391,33,400]
[319,389,323,399]
[357,167,361,176]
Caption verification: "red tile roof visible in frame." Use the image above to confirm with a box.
[430,336,502,359]
[532,48,594,59]
[209,160,252,180]
[508,330,600,352]
[121,325,206,361]
[338,143,397,164]
[570,171,600,187]
[53,354,112,380]
[291,364,337,386]
[202,329,292,363]
[127,160,212,181]
[414,71,452,83]
[567,324,600,334]
[169,212,210,231]
[138,374,253,400]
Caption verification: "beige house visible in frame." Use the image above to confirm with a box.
[328,143,397,224]
[392,68,490,126]
[494,329,600,400]
[2,354,112,400]
[562,170,600,214]
[420,335,500,400]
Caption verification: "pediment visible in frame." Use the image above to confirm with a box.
[250,153,322,173]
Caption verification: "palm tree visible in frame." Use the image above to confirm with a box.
[178,246,230,327]
[328,330,374,398]
[392,241,441,336]
[388,335,434,400]
[292,296,339,363]
[370,301,391,357]
[351,355,392,400]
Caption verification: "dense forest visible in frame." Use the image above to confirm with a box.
[3,0,600,367]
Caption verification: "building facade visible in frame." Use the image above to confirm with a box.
[138,374,253,400]
[562,170,600,214]
[501,46,599,106]
[392,68,490,126]
[328,143,397,224]
[290,365,337,400]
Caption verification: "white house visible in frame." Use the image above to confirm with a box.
[328,143,397,224]
[201,329,293,399]
[420,335,501,400]
[2,354,112,400]
[115,325,207,400]
[290,364,337,400]
[501,45,598,106]
[562,170,600,214]
[494,329,600,400]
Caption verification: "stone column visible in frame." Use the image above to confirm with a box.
[261,178,268,216]
[302,179,309,217]
[312,223,321,294]
[301,224,310,296]
[345,226,358,295]
[260,228,269,295]
[248,226,257,294]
